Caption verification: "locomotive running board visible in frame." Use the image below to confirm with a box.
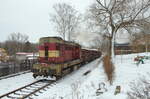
[62,59,81,70]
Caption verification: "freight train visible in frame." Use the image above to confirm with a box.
[32,37,101,79]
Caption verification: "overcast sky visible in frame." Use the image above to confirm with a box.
[0,0,93,43]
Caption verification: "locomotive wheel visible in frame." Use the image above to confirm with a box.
[74,65,79,70]
[33,74,37,78]
[56,75,62,80]
[71,65,79,71]
[70,66,74,72]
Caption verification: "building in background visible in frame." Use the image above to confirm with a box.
[0,48,9,62]
[114,43,133,55]
[15,52,39,61]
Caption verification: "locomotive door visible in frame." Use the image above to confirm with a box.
[45,46,49,60]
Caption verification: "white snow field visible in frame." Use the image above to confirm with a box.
[0,52,150,99]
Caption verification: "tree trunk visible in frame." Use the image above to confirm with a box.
[63,32,65,40]
[145,36,148,53]
[109,36,115,64]
[111,34,115,64]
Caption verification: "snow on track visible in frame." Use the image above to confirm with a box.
[0,73,36,95]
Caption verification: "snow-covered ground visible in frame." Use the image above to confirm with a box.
[0,73,36,95]
[0,52,150,99]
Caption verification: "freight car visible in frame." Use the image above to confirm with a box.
[81,49,101,64]
[32,37,101,79]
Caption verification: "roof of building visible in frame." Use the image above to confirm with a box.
[114,43,130,46]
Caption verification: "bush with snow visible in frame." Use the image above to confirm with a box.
[127,74,150,99]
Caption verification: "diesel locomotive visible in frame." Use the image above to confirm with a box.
[32,37,101,79]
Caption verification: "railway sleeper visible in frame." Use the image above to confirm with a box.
[29,86,42,89]
[46,86,50,89]
[34,83,40,86]
[49,83,56,87]
[42,88,47,91]
[14,92,25,95]
[15,93,27,96]
[29,88,39,91]
[13,92,20,95]
[28,97,34,99]
[28,84,41,88]
[20,89,32,93]
[28,85,38,88]
[37,82,47,85]
[38,90,43,93]
[33,85,44,88]
[7,95,18,99]
[24,87,34,90]
[32,93,39,96]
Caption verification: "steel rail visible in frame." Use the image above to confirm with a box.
[0,79,54,99]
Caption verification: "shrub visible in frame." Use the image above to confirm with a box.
[127,75,150,99]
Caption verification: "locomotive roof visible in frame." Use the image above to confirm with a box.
[81,48,99,51]
[39,37,80,46]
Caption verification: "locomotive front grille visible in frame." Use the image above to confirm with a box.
[32,63,62,77]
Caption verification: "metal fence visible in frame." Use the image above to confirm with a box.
[0,60,35,77]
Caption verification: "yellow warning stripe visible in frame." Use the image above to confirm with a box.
[39,50,59,57]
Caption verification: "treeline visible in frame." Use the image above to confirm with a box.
[0,33,38,56]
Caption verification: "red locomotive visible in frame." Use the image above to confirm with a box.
[32,37,101,79]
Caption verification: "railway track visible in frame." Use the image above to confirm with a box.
[0,79,55,99]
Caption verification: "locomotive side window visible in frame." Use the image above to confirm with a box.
[65,45,71,50]
[45,46,49,60]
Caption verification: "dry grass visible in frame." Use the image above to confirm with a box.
[102,55,115,85]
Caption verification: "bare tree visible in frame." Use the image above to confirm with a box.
[89,36,110,54]
[129,19,150,52]
[130,33,150,53]
[50,3,81,41]
[86,0,150,85]
[130,32,143,52]
[23,41,38,53]
[4,33,29,55]
[0,42,2,48]
[137,20,150,52]
[87,0,150,62]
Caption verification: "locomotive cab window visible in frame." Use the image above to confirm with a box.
[45,46,49,60]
